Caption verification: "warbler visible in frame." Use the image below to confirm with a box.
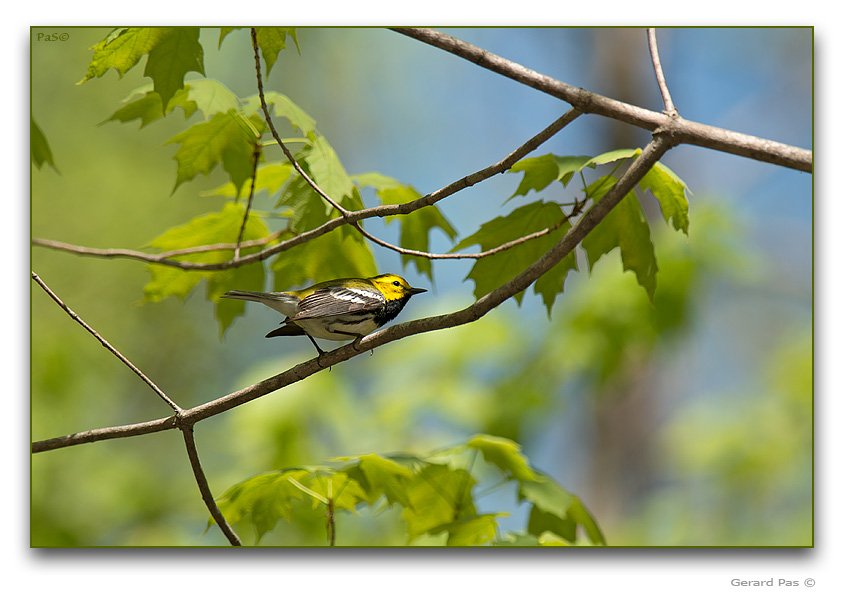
[223,273,426,358]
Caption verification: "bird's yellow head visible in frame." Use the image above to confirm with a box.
[369,274,427,302]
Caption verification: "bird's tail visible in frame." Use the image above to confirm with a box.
[222,290,298,317]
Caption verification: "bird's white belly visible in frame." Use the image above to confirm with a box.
[294,316,380,341]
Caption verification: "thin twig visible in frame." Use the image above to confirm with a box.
[647,28,677,117]
[31,416,175,453]
[32,131,675,454]
[31,271,182,413]
[234,143,262,261]
[353,205,579,261]
[326,498,336,546]
[32,234,284,261]
[250,28,350,217]
[180,425,243,546]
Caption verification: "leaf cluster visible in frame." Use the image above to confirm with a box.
[77,27,460,334]
[456,148,690,312]
[214,434,605,546]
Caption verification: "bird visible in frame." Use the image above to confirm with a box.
[222,273,426,361]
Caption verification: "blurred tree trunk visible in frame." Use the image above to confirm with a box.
[583,28,662,525]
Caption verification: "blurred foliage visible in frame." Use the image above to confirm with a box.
[30,117,59,172]
[30,27,811,547]
[213,435,604,546]
[611,330,812,546]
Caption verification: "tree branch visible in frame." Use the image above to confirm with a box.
[233,142,262,261]
[180,425,242,546]
[32,234,284,262]
[354,200,582,261]
[31,416,175,453]
[647,28,677,117]
[391,27,811,173]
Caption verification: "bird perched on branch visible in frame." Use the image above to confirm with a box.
[223,273,426,361]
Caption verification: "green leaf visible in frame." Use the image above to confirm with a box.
[143,261,203,304]
[533,252,580,317]
[216,467,365,544]
[518,472,606,546]
[528,505,576,542]
[402,464,476,540]
[243,91,316,134]
[143,203,269,335]
[567,496,607,546]
[466,434,539,482]
[452,201,577,312]
[304,133,355,208]
[507,155,559,198]
[300,470,368,513]
[583,172,617,200]
[508,149,689,241]
[270,228,377,292]
[182,79,241,119]
[103,90,167,128]
[31,118,58,172]
[214,435,604,545]
[219,28,299,73]
[218,27,237,49]
[493,532,542,546]
[586,147,640,167]
[271,136,360,230]
[353,453,414,508]
[352,171,402,190]
[507,149,643,202]
[508,154,593,199]
[582,176,658,302]
[215,469,308,543]
[203,162,294,199]
[537,531,572,546]
[639,161,691,234]
[395,205,458,281]
[518,476,575,519]
[210,256,267,336]
[274,169,332,232]
[255,27,298,74]
[146,205,254,254]
[143,27,205,109]
[353,171,412,201]
[80,28,205,110]
[79,28,170,83]
[102,86,199,128]
[166,110,259,195]
[429,513,504,546]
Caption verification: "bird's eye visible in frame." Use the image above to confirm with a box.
[392,281,401,286]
